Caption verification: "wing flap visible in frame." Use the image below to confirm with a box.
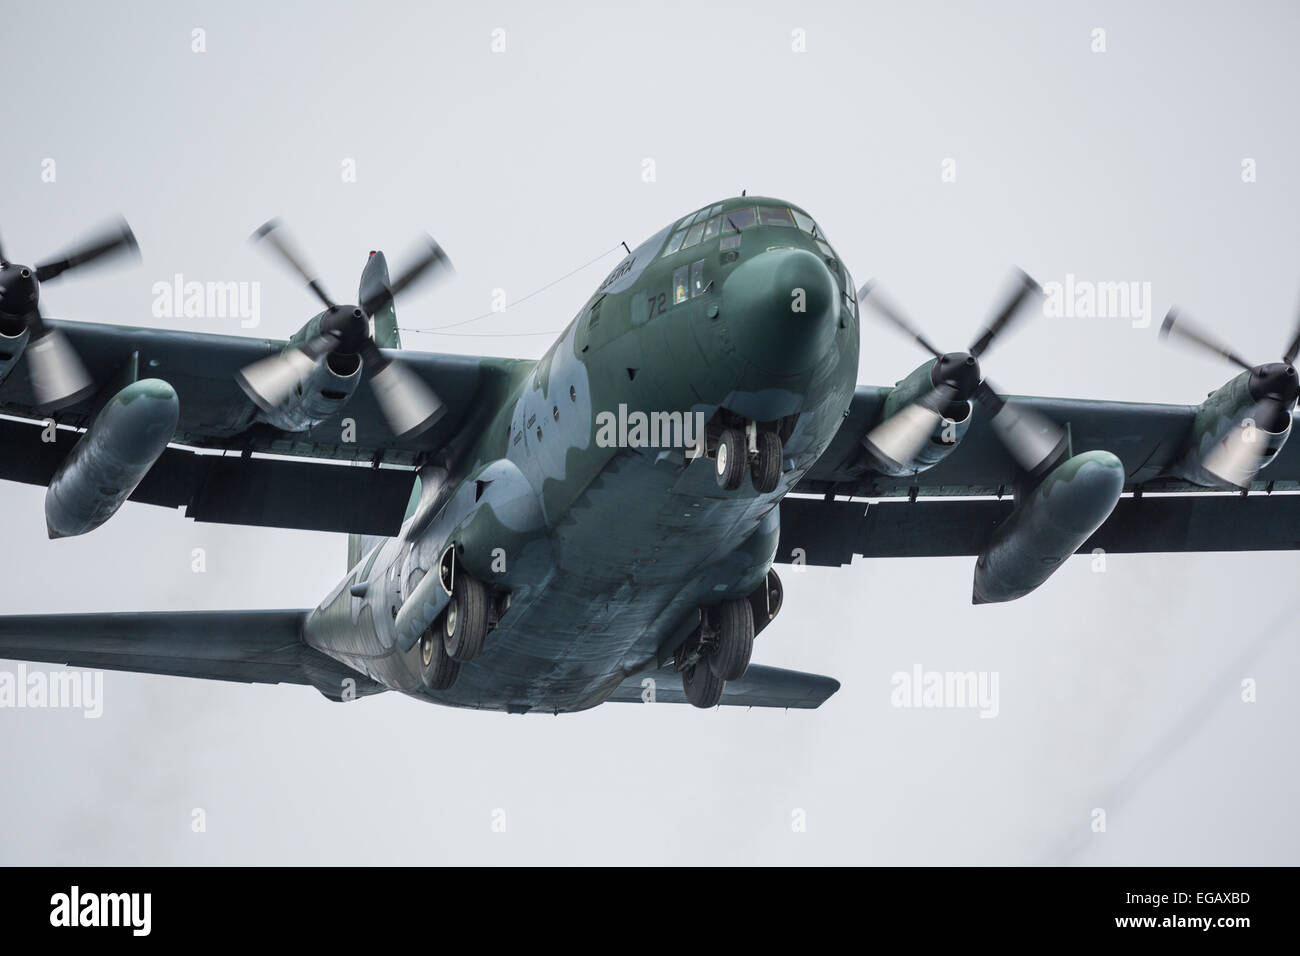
[0,416,415,535]
[777,493,1300,563]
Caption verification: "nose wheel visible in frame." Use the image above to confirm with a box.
[715,427,746,490]
[713,423,783,493]
[751,430,782,493]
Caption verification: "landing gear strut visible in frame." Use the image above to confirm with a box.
[678,597,756,707]
[713,422,783,493]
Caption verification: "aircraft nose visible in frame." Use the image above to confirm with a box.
[721,247,839,375]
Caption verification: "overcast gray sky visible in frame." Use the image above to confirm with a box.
[2,0,1298,864]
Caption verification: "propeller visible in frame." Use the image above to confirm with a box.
[239,219,453,439]
[858,269,1068,476]
[0,217,139,408]
[1160,305,1300,487]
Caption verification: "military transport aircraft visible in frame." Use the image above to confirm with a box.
[2,200,1299,713]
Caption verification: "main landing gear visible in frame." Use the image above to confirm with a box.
[677,597,756,708]
[418,572,494,691]
[714,422,783,494]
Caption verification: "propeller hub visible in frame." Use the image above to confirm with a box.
[1249,361,1300,406]
[0,262,39,315]
[932,350,982,401]
[320,304,371,353]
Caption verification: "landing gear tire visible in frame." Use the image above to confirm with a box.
[444,574,489,662]
[708,598,754,681]
[420,627,460,690]
[715,427,746,491]
[751,431,782,493]
[682,661,724,708]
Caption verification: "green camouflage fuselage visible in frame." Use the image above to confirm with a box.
[303,198,860,713]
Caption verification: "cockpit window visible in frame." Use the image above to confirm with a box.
[722,207,756,231]
[708,203,724,217]
[791,209,817,234]
[682,221,707,250]
[702,215,721,241]
[672,265,689,304]
[757,205,796,227]
[662,230,687,257]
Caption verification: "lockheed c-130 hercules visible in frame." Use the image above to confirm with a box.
[2,199,1299,713]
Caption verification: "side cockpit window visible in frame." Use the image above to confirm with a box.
[672,265,689,304]
[663,230,687,257]
[791,209,818,235]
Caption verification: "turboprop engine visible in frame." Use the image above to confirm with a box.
[972,450,1124,604]
[869,358,973,476]
[1159,307,1300,489]
[238,220,453,438]
[0,218,140,408]
[858,270,1067,478]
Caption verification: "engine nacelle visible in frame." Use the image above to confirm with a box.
[258,351,363,432]
[1172,370,1291,488]
[45,378,179,538]
[0,318,29,387]
[972,450,1124,604]
[869,359,972,477]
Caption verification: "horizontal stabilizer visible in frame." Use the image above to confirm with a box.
[606,664,840,709]
[0,609,383,701]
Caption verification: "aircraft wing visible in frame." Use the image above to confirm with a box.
[0,609,384,701]
[785,385,1300,565]
[606,664,840,708]
[0,318,530,535]
[797,385,1300,497]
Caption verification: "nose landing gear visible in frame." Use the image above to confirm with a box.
[713,421,783,493]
